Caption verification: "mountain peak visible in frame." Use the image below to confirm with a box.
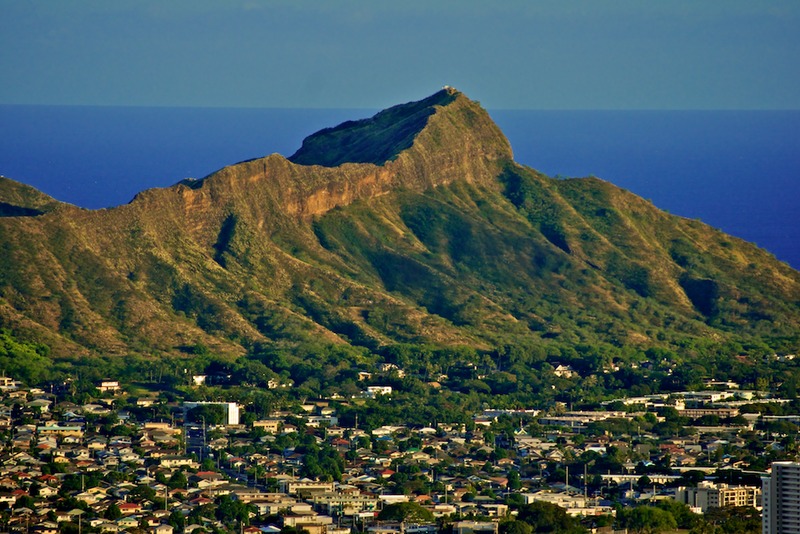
[289,88,511,168]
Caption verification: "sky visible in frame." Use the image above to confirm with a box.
[1,0,799,110]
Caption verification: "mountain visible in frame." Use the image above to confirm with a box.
[0,87,798,364]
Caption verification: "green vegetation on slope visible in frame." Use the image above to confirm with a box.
[0,89,796,379]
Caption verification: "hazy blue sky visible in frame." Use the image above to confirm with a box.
[2,0,798,110]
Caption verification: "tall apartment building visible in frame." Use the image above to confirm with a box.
[763,461,800,534]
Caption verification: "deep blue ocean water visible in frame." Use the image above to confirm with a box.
[1,105,798,270]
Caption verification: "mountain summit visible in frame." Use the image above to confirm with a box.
[288,87,509,168]
[0,89,798,360]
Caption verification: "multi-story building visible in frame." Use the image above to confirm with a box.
[763,461,800,534]
[674,481,760,513]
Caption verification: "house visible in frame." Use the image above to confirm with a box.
[27,398,52,413]
[37,424,84,438]
[32,523,59,534]
[160,456,198,469]
[378,364,405,377]
[118,502,143,515]
[86,437,108,450]
[117,516,140,529]
[97,380,121,393]
[253,419,282,434]
[364,386,392,398]
[281,510,333,534]
[0,376,20,390]
[553,365,577,378]
[268,379,291,389]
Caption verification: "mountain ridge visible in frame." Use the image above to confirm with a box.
[0,88,797,362]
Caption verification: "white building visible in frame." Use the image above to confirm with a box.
[96,379,120,393]
[364,386,392,398]
[763,461,800,534]
[674,481,760,513]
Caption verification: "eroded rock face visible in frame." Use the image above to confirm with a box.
[134,89,513,250]
[201,89,511,217]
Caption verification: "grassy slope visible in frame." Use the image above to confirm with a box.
[308,166,800,351]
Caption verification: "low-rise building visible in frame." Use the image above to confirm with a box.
[97,380,121,393]
[285,479,336,496]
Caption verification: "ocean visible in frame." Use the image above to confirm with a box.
[1,105,798,270]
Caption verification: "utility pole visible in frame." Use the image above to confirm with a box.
[584,463,588,501]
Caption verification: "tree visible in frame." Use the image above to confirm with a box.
[104,503,122,520]
[517,501,586,533]
[188,404,226,426]
[655,499,698,529]
[14,495,36,510]
[168,470,188,490]
[688,519,719,534]
[621,506,678,534]
[168,509,186,531]
[505,493,525,509]
[127,484,157,502]
[215,494,254,526]
[636,475,652,492]
[300,444,344,482]
[703,506,760,534]
[500,520,533,534]
[377,502,434,523]
[679,470,707,487]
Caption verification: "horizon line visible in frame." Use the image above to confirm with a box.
[2,102,799,113]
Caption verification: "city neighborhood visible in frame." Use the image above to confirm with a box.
[0,369,790,534]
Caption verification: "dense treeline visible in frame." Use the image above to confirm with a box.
[4,325,800,431]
